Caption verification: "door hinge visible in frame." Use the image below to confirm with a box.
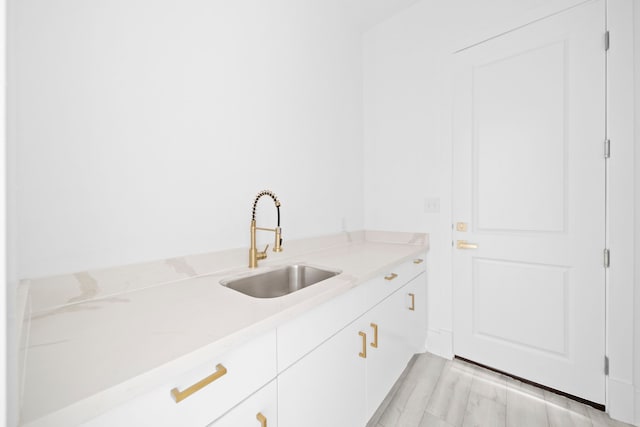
[604,356,609,375]
[605,31,610,51]
[604,139,610,158]
[604,249,610,268]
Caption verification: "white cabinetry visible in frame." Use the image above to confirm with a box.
[278,254,427,426]
[278,319,367,427]
[84,330,277,427]
[364,288,413,419]
[405,272,427,353]
[84,254,426,427]
[208,380,277,427]
[277,280,370,372]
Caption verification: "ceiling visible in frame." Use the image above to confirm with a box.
[360,0,422,30]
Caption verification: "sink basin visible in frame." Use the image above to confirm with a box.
[220,264,341,298]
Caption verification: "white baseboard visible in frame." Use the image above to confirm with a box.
[607,376,635,425]
[425,328,453,359]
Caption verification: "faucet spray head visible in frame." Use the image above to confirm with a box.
[251,190,281,222]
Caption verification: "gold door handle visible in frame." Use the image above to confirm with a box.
[457,240,479,250]
[384,273,398,281]
[256,412,267,427]
[409,293,415,311]
[413,258,424,264]
[359,331,367,358]
[170,364,227,403]
[370,323,378,348]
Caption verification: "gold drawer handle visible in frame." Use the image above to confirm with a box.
[370,323,378,348]
[413,258,424,264]
[457,240,479,250]
[170,363,227,403]
[409,293,415,311]
[256,412,267,427]
[384,273,398,281]
[359,331,367,358]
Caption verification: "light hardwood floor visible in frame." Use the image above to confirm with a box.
[369,353,634,427]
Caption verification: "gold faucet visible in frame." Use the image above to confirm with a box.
[249,190,283,268]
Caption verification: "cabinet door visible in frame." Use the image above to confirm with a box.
[404,272,427,353]
[277,280,370,373]
[365,290,413,419]
[278,319,367,427]
[208,380,277,427]
[83,330,277,427]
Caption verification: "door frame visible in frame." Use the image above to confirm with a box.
[603,0,636,425]
[440,0,636,423]
[451,0,607,404]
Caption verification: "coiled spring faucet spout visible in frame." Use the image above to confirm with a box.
[249,190,283,268]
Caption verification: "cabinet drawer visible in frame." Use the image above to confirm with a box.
[277,282,369,372]
[408,252,427,278]
[208,380,277,427]
[366,254,426,307]
[84,330,277,427]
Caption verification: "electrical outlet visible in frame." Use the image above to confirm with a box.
[424,197,440,213]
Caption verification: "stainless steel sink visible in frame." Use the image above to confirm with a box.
[220,264,341,298]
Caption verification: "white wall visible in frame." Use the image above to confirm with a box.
[9,0,365,280]
[363,0,451,353]
[634,2,640,424]
[1,0,8,424]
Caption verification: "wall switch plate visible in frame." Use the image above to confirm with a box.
[424,197,440,213]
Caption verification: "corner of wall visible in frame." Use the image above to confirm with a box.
[426,329,453,360]
[634,0,640,425]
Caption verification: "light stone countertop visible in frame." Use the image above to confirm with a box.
[20,230,429,426]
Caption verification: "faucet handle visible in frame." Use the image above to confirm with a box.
[257,244,269,261]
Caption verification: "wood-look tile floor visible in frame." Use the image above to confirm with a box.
[370,352,635,427]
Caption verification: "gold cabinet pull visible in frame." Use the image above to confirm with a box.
[409,293,415,311]
[384,273,398,281]
[413,258,424,264]
[457,240,479,250]
[170,364,227,403]
[370,323,378,348]
[358,331,367,358]
[256,412,267,427]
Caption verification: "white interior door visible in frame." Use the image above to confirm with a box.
[452,0,606,404]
